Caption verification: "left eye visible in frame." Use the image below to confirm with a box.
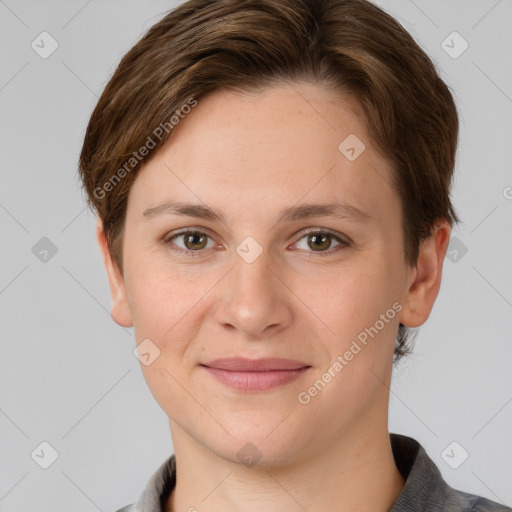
[293,231,345,253]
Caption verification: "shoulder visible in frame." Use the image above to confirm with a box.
[445,489,512,511]
[464,493,512,511]
[112,454,176,512]
[389,434,511,511]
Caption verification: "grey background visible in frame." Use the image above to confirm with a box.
[0,0,511,510]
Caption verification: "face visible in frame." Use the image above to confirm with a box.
[99,82,448,465]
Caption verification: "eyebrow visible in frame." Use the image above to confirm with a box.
[142,201,372,224]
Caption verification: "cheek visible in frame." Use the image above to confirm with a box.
[124,257,223,384]
[125,251,201,334]
[301,260,394,330]
[128,264,204,415]
[302,261,401,383]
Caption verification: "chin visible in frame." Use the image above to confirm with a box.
[198,420,311,469]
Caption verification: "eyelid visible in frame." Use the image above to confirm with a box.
[164,226,217,240]
[293,227,351,245]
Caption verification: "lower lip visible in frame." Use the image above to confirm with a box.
[201,366,310,391]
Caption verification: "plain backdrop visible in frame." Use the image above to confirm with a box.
[0,0,511,510]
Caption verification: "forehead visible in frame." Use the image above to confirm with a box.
[127,82,398,226]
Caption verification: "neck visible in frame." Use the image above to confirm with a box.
[165,421,405,512]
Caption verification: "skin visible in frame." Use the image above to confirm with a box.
[97,82,451,512]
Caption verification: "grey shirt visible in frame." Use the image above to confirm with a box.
[116,433,511,512]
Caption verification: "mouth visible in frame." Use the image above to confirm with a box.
[200,357,311,392]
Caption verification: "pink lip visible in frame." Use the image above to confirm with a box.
[200,358,311,391]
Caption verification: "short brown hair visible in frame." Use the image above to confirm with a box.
[78,0,460,362]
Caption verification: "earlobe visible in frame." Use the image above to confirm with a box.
[95,218,133,328]
[399,221,451,328]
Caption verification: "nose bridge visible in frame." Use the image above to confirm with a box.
[215,239,291,337]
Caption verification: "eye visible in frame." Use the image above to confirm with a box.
[164,230,217,256]
[292,230,349,256]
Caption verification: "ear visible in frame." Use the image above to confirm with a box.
[96,217,133,327]
[399,220,451,328]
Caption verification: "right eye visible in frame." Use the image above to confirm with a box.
[163,229,217,256]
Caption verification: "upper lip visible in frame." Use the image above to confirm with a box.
[201,357,310,372]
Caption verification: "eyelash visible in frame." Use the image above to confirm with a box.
[162,228,350,258]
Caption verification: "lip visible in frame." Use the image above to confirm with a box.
[200,358,311,391]
[203,357,309,371]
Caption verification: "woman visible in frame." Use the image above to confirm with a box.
[79,0,511,510]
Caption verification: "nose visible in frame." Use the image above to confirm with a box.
[213,246,293,339]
